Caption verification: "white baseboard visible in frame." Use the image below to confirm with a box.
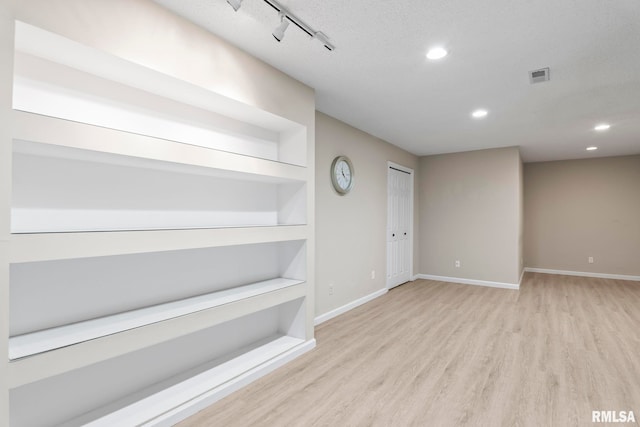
[151,338,316,426]
[519,268,525,285]
[415,274,520,290]
[314,288,388,326]
[524,267,640,282]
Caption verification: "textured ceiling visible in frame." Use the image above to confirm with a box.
[154,0,640,162]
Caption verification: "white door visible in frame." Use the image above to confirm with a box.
[387,164,412,289]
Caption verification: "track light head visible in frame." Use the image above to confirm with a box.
[272,13,290,42]
[227,0,242,12]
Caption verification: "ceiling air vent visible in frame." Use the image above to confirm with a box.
[529,67,550,84]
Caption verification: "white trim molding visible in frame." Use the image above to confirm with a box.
[415,274,520,290]
[524,268,640,282]
[314,288,388,326]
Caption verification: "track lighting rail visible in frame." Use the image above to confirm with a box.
[227,0,334,51]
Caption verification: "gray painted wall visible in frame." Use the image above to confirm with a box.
[524,155,640,276]
[419,147,523,284]
[315,112,418,317]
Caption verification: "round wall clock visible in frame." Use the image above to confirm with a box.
[330,155,354,195]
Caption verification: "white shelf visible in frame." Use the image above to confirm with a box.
[14,21,308,166]
[8,281,306,388]
[64,335,307,427]
[14,21,301,134]
[10,225,308,263]
[12,111,307,234]
[11,208,300,234]
[13,111,307,183]
[10,278,303,360]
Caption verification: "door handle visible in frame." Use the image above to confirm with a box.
[392,234,395,237]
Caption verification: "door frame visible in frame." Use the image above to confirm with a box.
[386,161,414,289]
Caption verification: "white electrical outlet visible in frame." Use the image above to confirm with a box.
[455,260,461,268]
[329,284,334,295]
[371,270,376,279]
[588,256,594,264]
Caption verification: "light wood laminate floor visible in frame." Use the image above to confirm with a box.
[179,274,640,426]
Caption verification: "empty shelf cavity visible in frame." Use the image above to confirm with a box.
[9,278,304,360]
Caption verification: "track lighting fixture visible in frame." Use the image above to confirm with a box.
[227,0,243,12]
[272,13,290,42]
[227,0,334,51]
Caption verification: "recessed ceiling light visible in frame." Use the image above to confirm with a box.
[594,123,610,131]
[471,109,488,118]
[586,146,598,151]
[426,47,448,60]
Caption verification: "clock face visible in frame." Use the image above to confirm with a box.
[335,160,351,189]
[331,156,354,194]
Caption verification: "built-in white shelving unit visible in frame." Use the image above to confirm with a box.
[3,20,315,427]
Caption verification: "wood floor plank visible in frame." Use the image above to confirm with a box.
[178,274,640,426]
